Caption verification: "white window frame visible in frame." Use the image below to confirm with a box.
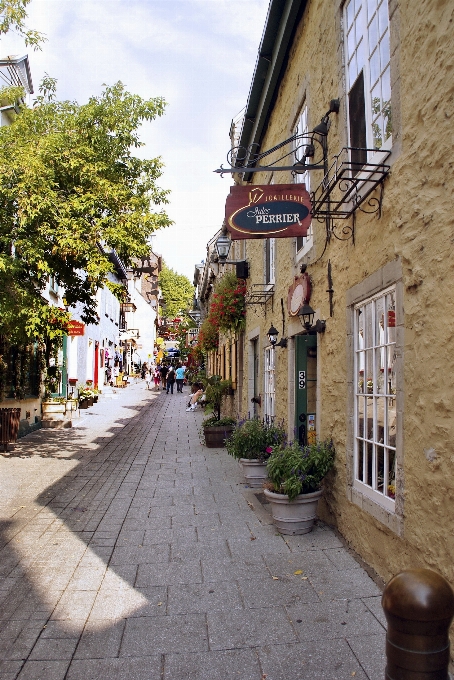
[264,237,275,287]
[353,285,397,512]
[293,103,313,256]
[344,0,392,156]
[264,345,275,422]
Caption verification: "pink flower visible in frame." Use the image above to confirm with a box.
[265,446,273,453]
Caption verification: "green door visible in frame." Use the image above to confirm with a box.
[295,334,317,445]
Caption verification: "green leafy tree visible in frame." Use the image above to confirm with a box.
[0,0,46,48]
[158,262,194,320]
[0,79,172,343]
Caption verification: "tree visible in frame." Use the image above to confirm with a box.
[0,0,45,49]
[0,79,173,343]
[158,262,194,320]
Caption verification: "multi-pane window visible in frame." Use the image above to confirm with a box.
[264,346,275,422]
[293,105,313,253]
[344,0,391,161]
[354,287,397,510]
[49,275,59,294]
[264,238,275,286]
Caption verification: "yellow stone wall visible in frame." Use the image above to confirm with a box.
[235,0,454,585]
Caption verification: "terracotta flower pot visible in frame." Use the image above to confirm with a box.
[263,488,323,535]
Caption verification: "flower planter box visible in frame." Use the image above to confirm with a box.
[87,397,94,407]
[42,402,66,416]
[240,458,268,488]
[203,425,235,448]
[42,401,72,429]
[65,401,77,416]
[79,399,88,409]
[263,488,323,535]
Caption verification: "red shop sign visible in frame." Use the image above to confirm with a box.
[225,184,312,240]
[67,320,85,336]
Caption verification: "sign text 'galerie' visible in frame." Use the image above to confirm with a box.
[225,184,312,240]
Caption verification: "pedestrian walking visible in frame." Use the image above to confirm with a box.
[166,365,176,394]
[153,367,161,390]
[175,363,186,393]
[160,363,168,390]
[144,369,152,390]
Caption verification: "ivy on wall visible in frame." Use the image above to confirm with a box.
[0,336,44,402]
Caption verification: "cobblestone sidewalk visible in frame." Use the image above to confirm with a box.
[0,383,386,679]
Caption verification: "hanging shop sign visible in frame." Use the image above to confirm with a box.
[67,320,85,336]
[225,184,312,240]
[288,274,311,316]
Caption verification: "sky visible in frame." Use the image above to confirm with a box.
[0,0,270,281]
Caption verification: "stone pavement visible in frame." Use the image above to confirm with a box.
[0,383,387,680]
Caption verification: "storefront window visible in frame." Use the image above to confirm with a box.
[264,346,275,422]
[354,286,396,509]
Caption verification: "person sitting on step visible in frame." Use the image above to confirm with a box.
[186,383,205,411]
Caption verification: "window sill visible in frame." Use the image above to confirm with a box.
[349,483,403,536]
[295,237,314,261]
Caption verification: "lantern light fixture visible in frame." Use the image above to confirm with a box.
[298,304,326,334]
[267,324,288,348]
[267,324,279,346]
[214,233,232,263]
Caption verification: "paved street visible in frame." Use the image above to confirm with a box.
[0,383,386,679]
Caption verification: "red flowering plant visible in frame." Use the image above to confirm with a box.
[184,344,205,384]
[210,272,247,335]
[198,317,219,353]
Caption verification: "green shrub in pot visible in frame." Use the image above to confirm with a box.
[266,439,335,501]
[226,417,287,461]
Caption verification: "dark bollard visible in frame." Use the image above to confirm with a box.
[382,568,454,680]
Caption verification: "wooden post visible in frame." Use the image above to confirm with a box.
[382,569,454,679]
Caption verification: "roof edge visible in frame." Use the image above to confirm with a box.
[237,0,305,165]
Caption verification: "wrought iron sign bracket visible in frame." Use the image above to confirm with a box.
[214,132,328,178]
[215,100,340,179]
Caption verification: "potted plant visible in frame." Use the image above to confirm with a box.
[264,439,335,535]
[41,396,72,429]
[226,418,287,487]
[42,396,66,416]
[78,386,92,409]
[201,375,236,448]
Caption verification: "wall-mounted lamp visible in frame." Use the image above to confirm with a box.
[267,324,288,348]
[312,98,340,137]
[297,304,326,334]
[214,233,232,263]
[214,232,249,276]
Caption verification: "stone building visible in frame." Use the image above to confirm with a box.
[212,0,454,583]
